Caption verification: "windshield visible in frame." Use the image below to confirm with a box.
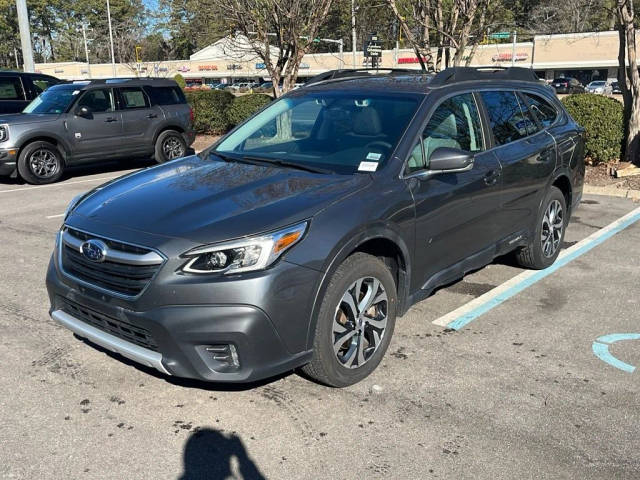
[23,85,80,114]
[215,91,420,174]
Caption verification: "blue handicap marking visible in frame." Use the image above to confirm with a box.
[592,333,640,373]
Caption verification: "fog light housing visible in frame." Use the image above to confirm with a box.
[199,344,240,372]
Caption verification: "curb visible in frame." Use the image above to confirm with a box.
[584,184,640,200]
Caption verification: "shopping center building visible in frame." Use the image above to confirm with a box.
[34,30,625,86]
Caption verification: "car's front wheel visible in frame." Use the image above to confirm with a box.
[155,130,187,163]
[17,141,65,185]
[302,253,397,387]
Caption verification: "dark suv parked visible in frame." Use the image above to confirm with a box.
[47,67,585,387]
[0,78,194,184]
[551,77,585,94]
[0,71,60,114]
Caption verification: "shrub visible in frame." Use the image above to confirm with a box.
[227,94,273,127]
[561,94,623,164]
[174,73,186,89]
[185,90,234,134]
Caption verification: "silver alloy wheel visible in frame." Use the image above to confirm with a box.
[162,136,185,160]
[332,276,388,369]
[29,148,59,178]
[541,199,564,257]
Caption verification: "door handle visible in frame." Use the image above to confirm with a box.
[104,117,117,123]
[484,170,500,185]
[146,113,158,119]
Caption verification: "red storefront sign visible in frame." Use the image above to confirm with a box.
[198,65,219,71]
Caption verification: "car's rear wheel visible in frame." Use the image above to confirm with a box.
[515,186,567,269]
[155,130,186,163]
[302,252,397,387]
[17,141,64,185]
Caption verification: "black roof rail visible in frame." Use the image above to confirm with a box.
[304,68,426,87]
[429,67,540,86]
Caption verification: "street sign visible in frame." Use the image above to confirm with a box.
[489,32,511,39]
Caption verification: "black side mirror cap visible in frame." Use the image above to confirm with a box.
[429,147,474,172]
[75,106,91,118]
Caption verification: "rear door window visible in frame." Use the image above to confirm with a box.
[145,86,185,105]
[521,93,558,128]
[0,77,24,100]
[119,87,150,109]
[480,91,532,146]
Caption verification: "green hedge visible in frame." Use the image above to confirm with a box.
[561,94,623,164]
[184,90,235,134]
[227,94,273,127]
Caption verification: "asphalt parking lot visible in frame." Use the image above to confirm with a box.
[1,165,639,479]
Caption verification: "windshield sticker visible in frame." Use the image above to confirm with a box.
[366,152,382,161]
[358,161,379,172]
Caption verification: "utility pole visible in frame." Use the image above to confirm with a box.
[106,0,116,77]
[15,0,35,72]
[511,30,517,67]
[351,0,357,68]
[81,24,91,78]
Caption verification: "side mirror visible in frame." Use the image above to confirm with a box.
[429,147,474,173]
[75,106,92,118]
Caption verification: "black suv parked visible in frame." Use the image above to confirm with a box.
[551,77,585,94]
[0,78,194,184]
[0,71,60,114]
[47,67,585,387]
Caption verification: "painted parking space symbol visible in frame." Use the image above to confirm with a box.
[592,333,640,373]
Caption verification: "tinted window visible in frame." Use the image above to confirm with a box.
[31,77,57,95]
[0,77,24,100]
[119,87,149,109]
[515,94,539,136]
[145,86,185,105]
[522,93,558,128]
[480,91,531,146]
[424,93,483,167]
[78,89,114,113]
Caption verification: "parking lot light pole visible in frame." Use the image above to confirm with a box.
[15,0,35,72]
[106,0,116,77]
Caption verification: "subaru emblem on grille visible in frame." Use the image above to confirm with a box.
[80,239,108,263]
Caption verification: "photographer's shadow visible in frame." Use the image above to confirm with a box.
[179,428,266,480]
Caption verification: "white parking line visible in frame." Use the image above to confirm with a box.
[0,175,119,194]
[433,205,640,330]
[46,213,65,219]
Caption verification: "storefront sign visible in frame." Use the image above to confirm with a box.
[491,52,528,62]
[256,63,266,70]
[227,64,242,70]
[198,65,218,71]
[299,63,310,69]
[178,65,191,72]
[398,57,428,64]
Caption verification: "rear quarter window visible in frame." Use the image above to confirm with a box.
[521,93,558,128]
[145,86,185,105]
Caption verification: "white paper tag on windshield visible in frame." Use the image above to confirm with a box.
[366,152,382,161]
[358,161,379,172]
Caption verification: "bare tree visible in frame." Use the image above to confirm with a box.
[617,0,640,167]
[208,0,334,96]
[386,0,491,71]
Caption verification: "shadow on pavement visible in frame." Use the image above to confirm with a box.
[179,428,266,480]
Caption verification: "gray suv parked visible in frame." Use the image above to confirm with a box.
[0,78,194,184]
[47,67,585,387]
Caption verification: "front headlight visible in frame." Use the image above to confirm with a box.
[182,222,308,274]
[0,124,8,142]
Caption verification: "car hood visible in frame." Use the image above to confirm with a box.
[0,113,60,125]
[70,155,369,245]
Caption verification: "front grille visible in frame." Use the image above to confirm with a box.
[60,297,158,351]
[60,227,164,297]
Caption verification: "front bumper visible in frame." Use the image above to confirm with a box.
[46,239,320,382]
[0,148,18,176]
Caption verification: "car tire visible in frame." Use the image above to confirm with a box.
[17,141,65,185]
[515,186,567,270]
[154,130,187,163]
[302,252,397,387]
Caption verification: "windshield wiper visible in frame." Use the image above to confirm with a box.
[242,155,333,174]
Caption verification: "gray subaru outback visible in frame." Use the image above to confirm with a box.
[0,78,194,184]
